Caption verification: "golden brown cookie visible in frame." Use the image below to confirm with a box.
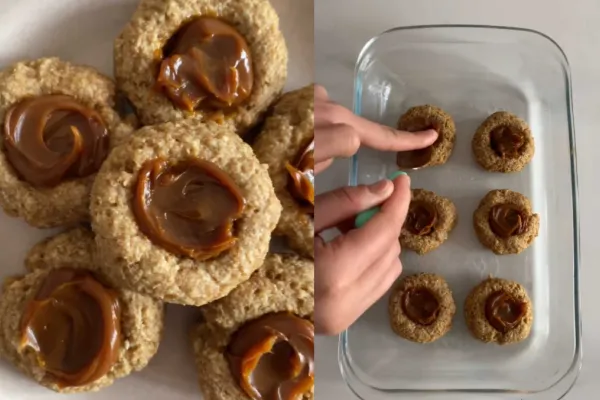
[90,119,281,306]
[395,105,456,169]
[114,0,288,133]
[0,228,164,393]
[464,277,533,345]
[400,189,457,255]
[473,189,540,255]
[0,58,134,228]
[253,85,314,258]
[472,111,535,173]
[388,273,456,343]
[192,254,314,400]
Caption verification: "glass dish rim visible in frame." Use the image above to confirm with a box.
[339,24,582,398]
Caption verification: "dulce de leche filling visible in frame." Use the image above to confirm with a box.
[157,17,253,112]
[490,126,525,158]
[2,95,109,187]
[405,201,437,236]
[132,158,245,260]
[402,287,440,325]
[19,268,121,388]
[488,204,528,239]
[485,290,526,333]
[285,138,314,214]
[226,312,314,400]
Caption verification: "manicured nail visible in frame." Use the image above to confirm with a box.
[387,170,407,180]
[368,179,391,194]
[355,206,379,228]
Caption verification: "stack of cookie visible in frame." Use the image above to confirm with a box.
[0,0,314,399]
[389,105,538,346]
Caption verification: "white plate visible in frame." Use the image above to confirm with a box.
[0,0,313,398]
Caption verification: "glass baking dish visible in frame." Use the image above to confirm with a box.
[339,25,581,399]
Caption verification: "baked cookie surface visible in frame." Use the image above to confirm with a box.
[473,189,540,255]
[90,120,281,306]
[114,0,288,132]
[0,228,164,393]
[472,111,535,173]
[396,105,456,169]
[192,253,314,400]
[0,58,133,228]
[253,85,314,257]
[464,277,533,344]
[400,189,457,255]
[388,273,455,343]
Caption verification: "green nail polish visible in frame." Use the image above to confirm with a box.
[355,207,380,228]
[387,170,407,180]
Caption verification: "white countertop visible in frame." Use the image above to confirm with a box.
[314,1,596,398]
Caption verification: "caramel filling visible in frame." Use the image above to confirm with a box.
[285,138,314,214]
[490,126,525,158]
[132,158,245,260]
[19,268,121,387]
[485,290,526,333]
[405,201,437,236]
[3,95,109,187]
[402,287,440,325]
[488,204,528,239]
[157,17,253,112]
[226,312,314,400]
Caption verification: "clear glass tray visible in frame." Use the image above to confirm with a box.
[339,25,581,399]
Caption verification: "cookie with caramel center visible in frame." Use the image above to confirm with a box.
[388,273,456,343]
[192,254,314,400]
[472,111,535,173]
[473,189,540,255]
[464,277,533,345]
[400,189,458,255]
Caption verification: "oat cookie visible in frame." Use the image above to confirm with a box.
[464,277,533,344]
[253,85,314,257]
[192,254,314,400]
[400,189,457,255]
[114,0,288,133]
[396,105,456,169]
[473,189,540,255]
[388,273,456,343]
[90,120,281,306]
[472,111,535,172]
[0,58,134,228]
[0,228,164,393]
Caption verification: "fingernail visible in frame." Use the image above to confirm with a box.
[387,170,407,180]
[354,207,380,228]
[368,179,391,194]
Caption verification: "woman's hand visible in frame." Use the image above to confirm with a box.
[314,85,437,335]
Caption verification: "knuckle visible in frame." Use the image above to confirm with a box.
[337,186,364,210]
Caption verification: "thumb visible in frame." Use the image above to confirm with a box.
[314,180,394,232]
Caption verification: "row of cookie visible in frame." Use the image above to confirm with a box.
[395,105,534,173]
[404,189,539,255]
[0,228,314,399]
[389,273,532,345]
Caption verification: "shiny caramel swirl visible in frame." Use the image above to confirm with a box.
[157,17,253,112]
[19,268,121,388]
[226,312,314,400]
[402,287,440,325]
[285,139,314,214]
[490,126,525,158]
[485,290,527,333]
[132,158,245,260]
[3,95,109,187]
[405,201,437,236]
[489,204,528,239]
